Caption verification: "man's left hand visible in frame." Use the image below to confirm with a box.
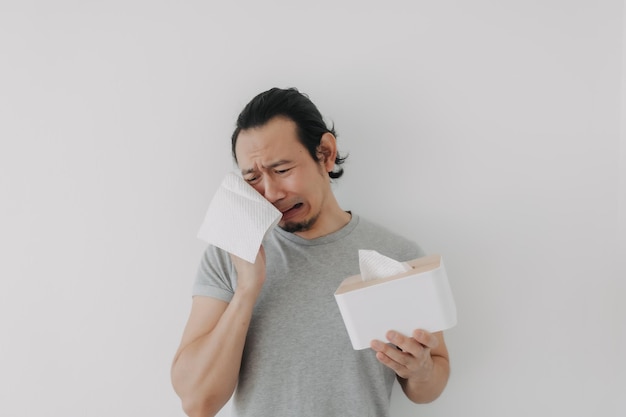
[370,329,439,381]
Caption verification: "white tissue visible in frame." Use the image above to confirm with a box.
[358,250,412,281]
[197,171,282,263]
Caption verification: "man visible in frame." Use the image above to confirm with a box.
[171,88,450,417]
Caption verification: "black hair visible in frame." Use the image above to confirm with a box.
[231,87,347,179]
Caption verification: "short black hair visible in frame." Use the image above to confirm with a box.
[231,87,347,179]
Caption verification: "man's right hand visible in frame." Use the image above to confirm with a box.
[229,246,267,295]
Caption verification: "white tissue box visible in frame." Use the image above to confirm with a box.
[334,254,457,350]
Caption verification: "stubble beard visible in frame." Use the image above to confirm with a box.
[280,210,321,234]
[280,167,328,234]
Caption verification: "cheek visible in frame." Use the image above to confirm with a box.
[285,167,325,199]
[300,175,326,203]
[251,183,264,195]
[282,175,300,194]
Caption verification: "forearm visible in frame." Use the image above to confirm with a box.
[171,290,258,417]
[398,354,450,404]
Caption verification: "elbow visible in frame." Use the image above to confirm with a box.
[171,358,233,417]
[180,397,218,417]
[172,373,227,417]
[173,382,221,417]
[177,386,230,417]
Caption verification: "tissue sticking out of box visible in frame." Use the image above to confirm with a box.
[358,250,412,281]
[335,254,457,350]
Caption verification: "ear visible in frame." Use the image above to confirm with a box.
[317,133,338,173]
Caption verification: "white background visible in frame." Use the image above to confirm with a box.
[1,1,624,416]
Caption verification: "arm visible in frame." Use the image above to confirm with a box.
[370,330,450,404]
[171,249,266,417]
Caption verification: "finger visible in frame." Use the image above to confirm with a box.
[376,351,407,376]
[378,334,420,369]
[370,340,410,376]
[412,329,440,350]
[386,330,428,358]
[371,339,404,360]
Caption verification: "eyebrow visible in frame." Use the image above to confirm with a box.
[241,159,292,175]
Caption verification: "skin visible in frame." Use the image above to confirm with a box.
[371,329,450,403]
[171,116,450,417]
[237,116,351,239]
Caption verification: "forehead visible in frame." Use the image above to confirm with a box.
[234,117,307,168]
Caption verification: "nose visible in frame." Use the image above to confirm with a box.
[262,176,285,204]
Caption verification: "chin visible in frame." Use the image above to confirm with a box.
[280,220,311,233]
[280,212,320,234]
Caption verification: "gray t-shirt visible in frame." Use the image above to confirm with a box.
[194,214,425,417]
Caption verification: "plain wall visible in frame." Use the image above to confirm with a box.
[1,1,624,416]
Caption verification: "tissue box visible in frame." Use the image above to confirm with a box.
[334,254,457,350]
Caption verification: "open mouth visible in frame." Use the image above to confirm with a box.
[282,202,303,219]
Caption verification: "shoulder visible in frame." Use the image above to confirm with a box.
[193,244,237,301]
[198,244,233,276]
[351,215,427,261]
[353,215,414,243]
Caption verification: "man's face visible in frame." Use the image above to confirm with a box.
[235,116,333,238]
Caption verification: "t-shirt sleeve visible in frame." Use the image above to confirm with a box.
[192,245,238,303]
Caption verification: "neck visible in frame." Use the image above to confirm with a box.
[294,201,351,240]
